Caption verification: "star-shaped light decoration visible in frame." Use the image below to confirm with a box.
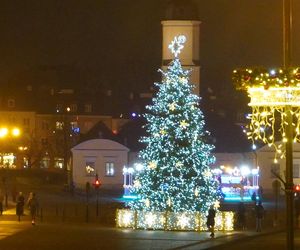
[175,161,183,168]
[177,213,190,229]
[179,77,188,84]
[145,198,150,208]
[160,129,167,135]
[180,120,189,129]
[203,169,213,179]
[168,35,187,57]
[148,161,157,170]
[214,200,220,209]
[168,102,176,111]
[133,180,141,188]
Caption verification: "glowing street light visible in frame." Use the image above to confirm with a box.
[12,128,20,137]
[0,128,8,138]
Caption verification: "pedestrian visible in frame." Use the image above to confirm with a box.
[206,205,216,238]
[251,191,257,205]
[27,192,38,225]
[16,192,25,221]
[237,202,246,230]
[255,201,264,232]
[0,189,4,215]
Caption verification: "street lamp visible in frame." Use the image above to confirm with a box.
[233,1,295,249]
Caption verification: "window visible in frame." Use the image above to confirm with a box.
[105,162,115,176]
[85,157,96,176]
[84,104,92,113]
[56,121,64,130]
[7,99,15,108]
[70,104,77,113]
[40,156,50,168]
[271,163,280,178]
[54,158,64,169]
[41,120,49,130]
[293,164,300,178]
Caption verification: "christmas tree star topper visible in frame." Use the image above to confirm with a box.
[168,35,186,58]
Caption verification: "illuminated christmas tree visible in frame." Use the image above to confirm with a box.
[130,36,220,213]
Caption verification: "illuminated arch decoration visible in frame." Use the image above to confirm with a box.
[233,67,300,162]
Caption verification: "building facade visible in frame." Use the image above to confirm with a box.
[71,139,129,189]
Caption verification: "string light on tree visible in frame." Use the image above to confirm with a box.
[129,35,221,214]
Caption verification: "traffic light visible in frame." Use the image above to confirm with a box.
[94,174,101,189]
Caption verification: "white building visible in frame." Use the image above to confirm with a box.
[71,139,129,189]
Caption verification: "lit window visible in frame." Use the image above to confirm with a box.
[293,164,300,178]
[40,156,50,168]
[105,162,115,176]
[54,158,64,169]
[56,121,64,130]
[84,104,92,113]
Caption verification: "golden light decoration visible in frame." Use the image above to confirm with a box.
[175,161,183,168]
[160,129,167,135]
[168,102,176,111]
[180,120,189,129]
[233,67,300,161]
[214,200,221,209]
[148,161,157,170]
[116,209,234,231]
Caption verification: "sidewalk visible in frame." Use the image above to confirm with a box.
[0,202,284,250]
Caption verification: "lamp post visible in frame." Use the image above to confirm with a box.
[233,0,296,249]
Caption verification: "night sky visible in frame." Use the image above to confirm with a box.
[2,0,300,151]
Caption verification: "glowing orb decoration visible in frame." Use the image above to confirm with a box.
[116,209,234,231]
[233,67,300,161]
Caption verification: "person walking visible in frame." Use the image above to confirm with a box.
[206,205,216,238]
[16,192,25,221]
[255,201,264,232]
[27,192,38,225]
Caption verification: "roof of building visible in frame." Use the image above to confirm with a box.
[71,138,129,152]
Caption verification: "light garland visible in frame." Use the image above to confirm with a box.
[233,67,300,162]
[116,209,234,231]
